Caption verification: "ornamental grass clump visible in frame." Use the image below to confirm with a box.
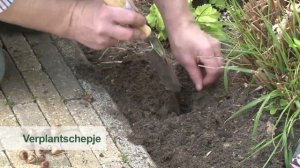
[224,0,300,167]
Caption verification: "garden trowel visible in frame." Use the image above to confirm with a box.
[104,0,181,92]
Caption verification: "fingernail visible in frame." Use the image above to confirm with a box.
[196,84,203,91]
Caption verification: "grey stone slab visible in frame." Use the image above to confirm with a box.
[0,91,18,126]
[80,81,132,138]
[0,92,70,168]
[12,103,48,126]
[96,137,123,165]
[115,138,156,168]
[80,81,156,168]
[11,103,72,167]
[66,151,101,168]
[52,37,91,70]
[0,151,11,168]
[4,151,40,168]
[22,70,76,126]
[0,32,41,71]
[21,71,101,167]
[66,100,128,167]
[1,52,33,105]
[25,33,83,100]
[101,161,125,168]
[65,100,103,126]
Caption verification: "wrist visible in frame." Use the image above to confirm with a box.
[61,0,82,39]
[165,14,195,37]
[167,18,196,40]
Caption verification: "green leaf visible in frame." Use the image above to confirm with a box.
[290,38,300,48]
[268,103,277,115]
[195,4,220,23]
[280,99,289,107]
[146,4,167,40]
[209,0,226,9]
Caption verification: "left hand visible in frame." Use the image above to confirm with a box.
[168,22,224,91]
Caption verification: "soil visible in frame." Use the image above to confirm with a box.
[63,1,284,167]
[71,36,283,167]
[0,1,285,167]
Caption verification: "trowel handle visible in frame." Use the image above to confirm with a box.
[104,0,152,37]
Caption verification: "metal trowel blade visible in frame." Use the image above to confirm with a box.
[148,34,181,92]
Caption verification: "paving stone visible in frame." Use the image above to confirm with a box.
[101,161,126,168]
[115,138,156,168]
[1,52,33,105]
[66,100,103,126]
[0,151,11,168]
[79,81,157,168]
[80,81,132,138]
[52,37,91,70]
[66,100,128,167]
[22,70,75,126]
[96,137,123,165]
[65,151,100,168]
[0,91,18,126]
[12,103,72,167]
[0,31,41,71]
[25,33,83,100]
[0,91,51,168]
[12,103,48,126]
[22,71,101,167]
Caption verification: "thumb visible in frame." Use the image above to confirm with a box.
[184,62,203,91]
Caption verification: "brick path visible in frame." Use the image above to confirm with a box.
[0,26,156,168]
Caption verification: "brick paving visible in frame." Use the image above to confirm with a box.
[0,27,156,168]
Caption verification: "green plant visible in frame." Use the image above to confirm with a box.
[209,0,226,9]
[224,0,300,167]
[119,153,129,163]
[146,0,225,41]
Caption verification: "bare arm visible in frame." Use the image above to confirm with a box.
[154,0,223,91]
[153,0,194,34]
[0,0,146,49]
[0,0,77,37]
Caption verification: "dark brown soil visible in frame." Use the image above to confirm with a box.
[0,1,284,167]
[70,35,283,167]
[64,1,284,167]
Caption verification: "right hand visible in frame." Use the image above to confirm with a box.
[66,0,147,50]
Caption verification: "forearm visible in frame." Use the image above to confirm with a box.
[0,0,79,37]
[153,0,194,33]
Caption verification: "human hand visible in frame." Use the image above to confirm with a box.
[66,0,147,49]
[168,22,223,91]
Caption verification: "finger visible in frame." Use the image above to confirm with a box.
[110,7,146,27]
[95,37,118,49]
[207,36,224,67]
[109,25,145,41]
[201,58,221,86]
[183,61,204,91]
[104,38,119,47]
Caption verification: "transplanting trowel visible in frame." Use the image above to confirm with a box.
[104,0,182,92]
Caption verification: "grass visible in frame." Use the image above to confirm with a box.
[223,0,300,167]
[119,153,129,164]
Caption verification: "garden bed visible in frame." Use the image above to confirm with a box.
[73,37,283,167]
[71,1,286,167]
